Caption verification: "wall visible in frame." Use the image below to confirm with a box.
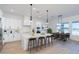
[50,15,79,41]
[0,9,3,17]
[48,19,57,32]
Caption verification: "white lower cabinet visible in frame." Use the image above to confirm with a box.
[3,31,20,43]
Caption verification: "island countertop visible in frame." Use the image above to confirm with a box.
[21,33,52,50]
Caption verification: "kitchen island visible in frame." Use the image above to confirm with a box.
[21,33,52,50]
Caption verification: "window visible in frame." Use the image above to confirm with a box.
[57,23,61,32]
[72,21,79,35]
[57,22,69,33]
[63,23,69,33]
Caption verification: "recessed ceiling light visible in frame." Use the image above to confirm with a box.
[10,9,14,12]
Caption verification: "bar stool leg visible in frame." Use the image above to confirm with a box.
[40,39,42,49]
[38,39,40,50]
[35,40,38,51]
[51,37,53,45]
[46,38,48,47]
[28,41,29,51]
[44,38,46,48]
[33,40,35,48]
[29,41,32,53]
[48,38,50,46]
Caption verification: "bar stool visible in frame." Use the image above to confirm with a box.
[28,38,37,53]
[51,34,54,45]
[46,35,51,46]
[38,37,46,49]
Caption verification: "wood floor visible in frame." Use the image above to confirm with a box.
[1,39,79,54]
[1,41,27,54]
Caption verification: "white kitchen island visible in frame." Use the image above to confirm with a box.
[21,33,52,50]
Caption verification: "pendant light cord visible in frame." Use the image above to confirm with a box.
[30,4,32,21]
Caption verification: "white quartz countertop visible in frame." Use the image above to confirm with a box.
[22,33,52,39]
[21,33,52,50]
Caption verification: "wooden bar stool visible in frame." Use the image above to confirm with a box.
[28,38,37,53]
[51,34,54,45]
[46,36,51,46]
[38,37,46,49]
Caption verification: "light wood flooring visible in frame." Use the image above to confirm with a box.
[1,40,79,54]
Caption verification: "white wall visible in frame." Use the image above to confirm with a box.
[0,9,3,17]
[50,15,79,41]
[48,19,57,32]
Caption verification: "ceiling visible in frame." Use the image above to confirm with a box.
[0,4,79,20]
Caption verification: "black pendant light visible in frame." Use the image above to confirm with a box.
[30,4,32,22]
[46,10,48,23]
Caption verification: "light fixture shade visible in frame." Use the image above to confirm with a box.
[30,4,32,6]
[30,4,32,21]
[46,10,48,23]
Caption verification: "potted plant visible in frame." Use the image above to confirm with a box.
[47,28,52,34]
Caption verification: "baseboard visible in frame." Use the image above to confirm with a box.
[4,39,21,44]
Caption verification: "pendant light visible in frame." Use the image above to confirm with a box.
[46,10,48,24]
[30,4,32,22]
